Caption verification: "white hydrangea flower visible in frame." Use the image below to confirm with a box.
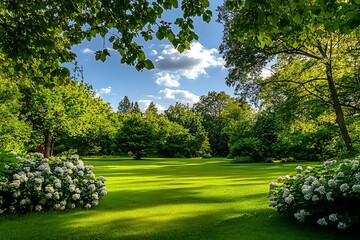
[314,186,326,195]
[340,183,349,192]
[92,193,99,200]
[302,185,312,195]
[45,193,52,199]
[317,218,327,226]
[34,185,42,191]
[295,166,303,172]
[326,192,334,201]
[329,214,338,222]
[70,154,79,160]
[352,184,360,192]
[296,174,303,182]
[45,185,55,193]
[304,194,312,200]
[88,184,96,192]
[312,195,319,201]
[285,194,294,204]
[10,180,21,189]
[269,182,278,189]
[13,191,21,198]
[72,193,80,201]
[69,184,76,192]
[71,204,76,208]
[294,209,310,222]
[328,179,337,188]
[78,170,84,176]
[269,200,277,207]
[337,222,347,230]
[0,209,4,214]
[85,203,92,209]
[20,199,27,206]
[75,188,81,194]
[99,176,106,182]
[277,176,283,182]
[92,200,99,207]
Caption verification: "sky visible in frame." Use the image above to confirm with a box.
[68,3,241,112]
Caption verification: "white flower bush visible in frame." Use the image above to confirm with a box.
[0,152,107,214]
[268,157,360,230]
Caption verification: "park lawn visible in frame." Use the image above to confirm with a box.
[0,157,358,240]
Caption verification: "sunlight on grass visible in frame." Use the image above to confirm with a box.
[1,158,355,240]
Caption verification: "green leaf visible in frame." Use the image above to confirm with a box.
[156,31,164,40]
[178,45,184,53]
[293,13,302,24]
[144,59,155,69]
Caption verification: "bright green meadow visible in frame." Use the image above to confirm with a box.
[0,157,358,240]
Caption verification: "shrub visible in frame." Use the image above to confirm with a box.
[232,156,254,163]
[0,152,107,214]
[202,153,212,159]
[267,158,360,230]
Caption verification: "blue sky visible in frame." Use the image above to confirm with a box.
[70,3,235,112]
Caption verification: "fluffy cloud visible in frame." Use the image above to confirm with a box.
[155,73,180,88]
[153,42,224,87]
[139,99,165,112]
[82,48,95,54]
[150,50,158,56]
[139,99,152,109]
[99,86,112,95]
[159,88,199,104]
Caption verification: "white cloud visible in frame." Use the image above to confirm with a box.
[154,42,225,85]
[82,48,95,54]
[261,68,273,78]
[150,50,158,56]
[159,88,199,104]
[99,86,112,95]
[155,73,180,88]
[139,99,152,110]
[138,99,165,113]
[156,104,165,112]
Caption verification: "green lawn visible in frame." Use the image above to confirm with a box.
[0,157,358,240]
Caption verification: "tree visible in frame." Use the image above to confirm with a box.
[145,102,158,117]
[0,77,31,152]
[165,102,211,157]
[117,96,132,114]
[218,0,360,151]
[193,91,248,156]
[26,82,99,157]
[1,0,213,80]
[115,113,156,160]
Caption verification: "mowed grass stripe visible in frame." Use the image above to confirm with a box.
[0,157,356,240]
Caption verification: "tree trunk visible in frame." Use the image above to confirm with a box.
[44,130,52,158]
[325,64,352,151]
[134,151,141,160]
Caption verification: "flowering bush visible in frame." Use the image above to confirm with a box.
[268,158,360,230]
[0,152,107,214]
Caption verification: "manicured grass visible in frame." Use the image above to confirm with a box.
[0,157,358,239]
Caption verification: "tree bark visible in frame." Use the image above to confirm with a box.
[44,129,52,158]
[325,64,352,151]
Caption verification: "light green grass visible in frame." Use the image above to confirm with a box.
[0,157,358,240]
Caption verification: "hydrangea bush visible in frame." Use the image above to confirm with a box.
[0,152,107,214]
[268,158,360,230]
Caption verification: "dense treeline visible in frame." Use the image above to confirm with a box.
[1,74,359,161]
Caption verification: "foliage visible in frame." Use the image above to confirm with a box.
[115,113,156,160]
[0,153,107,214]
[228,137,263,162]
[0,0,212,82]
[0,78,31,152]
[0,150,20,180]
[218,0,360,151]
[268,158,360,230]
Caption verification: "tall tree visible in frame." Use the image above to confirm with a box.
[115,113,156,160]
[118,96,132,114]
[218,0,360,151]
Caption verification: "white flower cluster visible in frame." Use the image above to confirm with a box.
[268,158,360,229]
[0,153,107,214]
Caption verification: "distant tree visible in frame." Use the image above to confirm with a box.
[118,96,132,114]
[193,91,239,156]
[115,114,156,160]
[131,102,142,114]
[145,102,158,117]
